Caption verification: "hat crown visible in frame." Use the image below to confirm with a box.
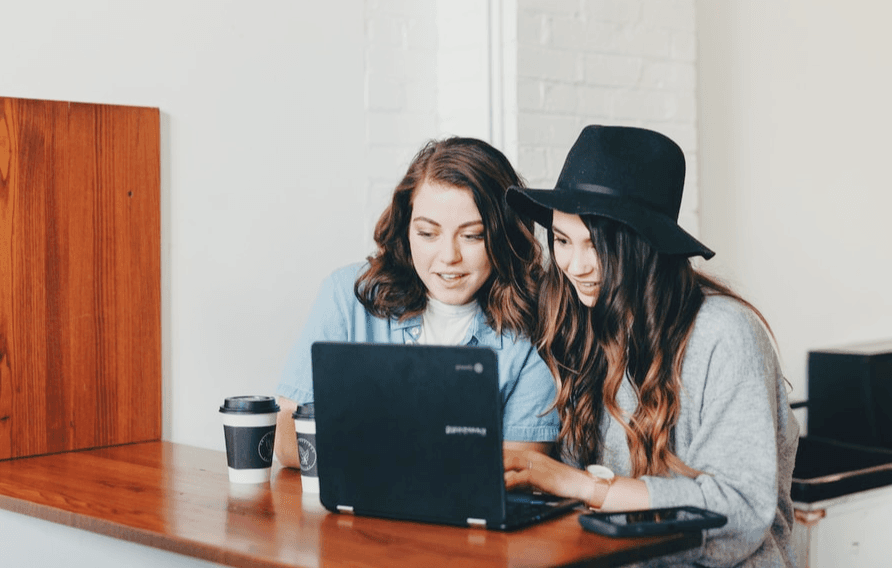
[556,125,685,220]
[504,124,714,259]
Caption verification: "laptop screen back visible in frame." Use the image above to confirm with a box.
[311,342,508,526]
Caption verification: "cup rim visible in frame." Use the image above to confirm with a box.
[292,402,315,419]
[219,395,280,414]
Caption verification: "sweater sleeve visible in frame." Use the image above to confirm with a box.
[641,299,797,567]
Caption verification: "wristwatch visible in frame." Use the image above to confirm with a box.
[586,464,616,509]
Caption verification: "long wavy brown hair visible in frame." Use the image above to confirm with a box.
[355,137,543,338]
[538,216,770,478]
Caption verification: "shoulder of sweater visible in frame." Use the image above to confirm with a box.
[689,295,773,352]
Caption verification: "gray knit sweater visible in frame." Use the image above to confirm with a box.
[594,296,800,567]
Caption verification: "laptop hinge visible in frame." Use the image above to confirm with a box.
[337,505,355,514]
[467,517,487,528]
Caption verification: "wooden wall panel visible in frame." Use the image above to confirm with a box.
[0,97,161,460]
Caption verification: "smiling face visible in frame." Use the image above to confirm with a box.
[551,210,601,307]
[408,181,492,305]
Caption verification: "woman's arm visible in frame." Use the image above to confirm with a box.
[274,397,300,468]
[498,343,562,446]
[275,266,359,468]
[503,448,649,510]
[639,299,798,566]
[276,267,358,406]
[503,441,551,455]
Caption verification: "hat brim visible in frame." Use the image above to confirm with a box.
[506,186,715,260]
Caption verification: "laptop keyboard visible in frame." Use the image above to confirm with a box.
[505,492,563,519]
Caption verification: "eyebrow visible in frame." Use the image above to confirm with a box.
[411,216,484,229]
[552,225,569,238]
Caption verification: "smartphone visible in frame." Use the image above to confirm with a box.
[578,506,727,537]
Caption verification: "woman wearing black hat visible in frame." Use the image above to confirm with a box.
[504,126,799,567]
[274,136,559,469]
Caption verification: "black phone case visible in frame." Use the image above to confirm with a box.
[578,506,727,537]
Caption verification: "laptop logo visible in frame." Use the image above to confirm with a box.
[445,425,487,436]
[455,362,485,373]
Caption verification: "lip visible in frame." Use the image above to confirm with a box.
[573,280,600,293]
[435,272,469,283]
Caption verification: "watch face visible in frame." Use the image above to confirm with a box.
[586,464,615,481]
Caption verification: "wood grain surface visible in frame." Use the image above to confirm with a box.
[0,97,161,460]
[0,442,701,568]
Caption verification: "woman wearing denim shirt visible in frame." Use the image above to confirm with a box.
[274,137,560,469]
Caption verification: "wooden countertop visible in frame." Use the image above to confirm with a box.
[0,442,701,567]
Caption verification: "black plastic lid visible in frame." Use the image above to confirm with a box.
[219,395,280,414]
[292,403,315,419]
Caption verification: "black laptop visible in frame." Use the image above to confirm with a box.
[310,341,581,530]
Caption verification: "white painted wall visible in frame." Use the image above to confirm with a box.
[698,0,892,419]
[1,0,369,450]
[436,0,491,141]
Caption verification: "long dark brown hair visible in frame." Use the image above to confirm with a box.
[355,137,543,338]
[538,216,770,477]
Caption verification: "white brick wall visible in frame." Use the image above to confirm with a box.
[513,0,700,236]
[363,0,701,243]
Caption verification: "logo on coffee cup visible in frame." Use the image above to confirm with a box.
[298,438,317,470]
[258,431,275,463]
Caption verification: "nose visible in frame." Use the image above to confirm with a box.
[566,246,594,277]
[439,237,462,264]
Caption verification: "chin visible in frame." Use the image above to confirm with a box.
[574,292,596,307]
[437,294,473,306]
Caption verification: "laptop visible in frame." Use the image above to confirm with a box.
[310,341,581,530]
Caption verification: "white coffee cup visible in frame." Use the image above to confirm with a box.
[219,396,280,484]
[293,404,319,492]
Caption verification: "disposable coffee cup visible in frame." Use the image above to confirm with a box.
[219,395,280,484]
[293,404,319,493]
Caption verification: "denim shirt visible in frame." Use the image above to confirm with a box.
[276,263,559,442]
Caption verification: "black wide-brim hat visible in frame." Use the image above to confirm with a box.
[506,125,714,259]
